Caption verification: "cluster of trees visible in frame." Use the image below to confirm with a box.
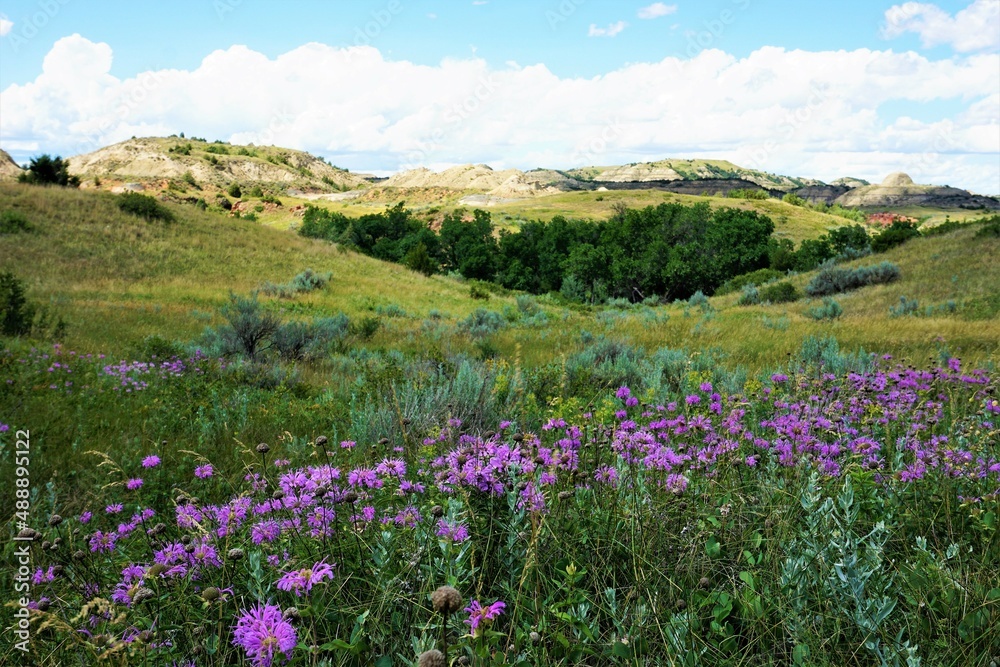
[300,202,775,301]
[16,155,79,187]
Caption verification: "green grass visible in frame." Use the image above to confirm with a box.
[2,182,998,373]
[2,182,999,667]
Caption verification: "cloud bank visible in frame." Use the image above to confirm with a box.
[882,0,1000,53]
[1,34,998,192]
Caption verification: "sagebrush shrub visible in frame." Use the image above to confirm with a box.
[738,284,761,306]
[805,262,900,297]
[806,297,843,321]
[458,309,506,338]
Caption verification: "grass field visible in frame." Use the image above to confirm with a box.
[1,182,999,666]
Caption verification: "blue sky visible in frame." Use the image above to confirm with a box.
[1,0,998,191]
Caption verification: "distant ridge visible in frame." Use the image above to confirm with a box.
[67,137,368,192]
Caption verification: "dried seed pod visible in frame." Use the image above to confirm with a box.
[431,585,462,615]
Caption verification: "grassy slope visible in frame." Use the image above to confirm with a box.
[0,184,486,353]
[2,183,997,371]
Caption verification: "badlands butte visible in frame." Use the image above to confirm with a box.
[1,137,997,215]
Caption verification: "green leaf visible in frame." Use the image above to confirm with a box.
[375,656,392,667]
[706,535,721,558]
[792,643,810,665]
[612,641,631,658]
[319,639,355,651]
[739,571,755,589]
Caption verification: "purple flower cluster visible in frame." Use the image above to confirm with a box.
[232,603,297,667]
[101,351,207,392]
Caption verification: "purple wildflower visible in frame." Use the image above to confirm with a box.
[436,519,470,543]
[194,464,214,479]
[232,603,298,667]
[142,455,161,468]
[465,599,506,636]
[275,560,335,596]
[126,478,144,491]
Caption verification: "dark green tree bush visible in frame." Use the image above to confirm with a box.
[17,154,80,186]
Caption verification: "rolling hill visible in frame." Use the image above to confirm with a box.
[1,182,997,371]
[66,137,369,192]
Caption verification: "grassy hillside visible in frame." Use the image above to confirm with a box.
[2,183,997,372]
[2,183,998,667]
[0,183,482,354]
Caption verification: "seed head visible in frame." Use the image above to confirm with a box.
[133,587,155,605]
[431,585,462,615]
[256,443,270,454]
[227,548,245,560]
[418,650,446,667]
[48,514,63,527]
[201,587,221,602]
[146,563,168,578]
[315,435,328,447]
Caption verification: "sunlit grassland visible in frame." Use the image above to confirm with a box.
[2,183,997,373]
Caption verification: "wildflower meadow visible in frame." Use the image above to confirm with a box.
[2,339,998,666]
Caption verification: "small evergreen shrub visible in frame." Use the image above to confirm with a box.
[805,262,900,297]
[0,272,36,336]
[806,297,843,321]
[116,192,175,222]
[759,281,799,304]
[227,182,242,198]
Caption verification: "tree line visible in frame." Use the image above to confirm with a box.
[299,201,885,302]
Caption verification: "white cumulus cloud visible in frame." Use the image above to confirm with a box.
[882,0,1000,52]
[588,21,628,37]
[1,35,998,192]
[0,16,13,37]
[638,3,677,19]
